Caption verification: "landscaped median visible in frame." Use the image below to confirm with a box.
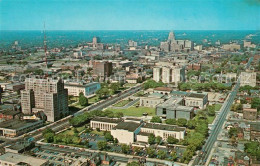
[106,106,156,117]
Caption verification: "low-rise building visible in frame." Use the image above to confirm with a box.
[243,108,257,120]
[5,82,25,92]
[139,93,167,108]
[250,124,260,141]
[5,142,34,154]
[185,92,208,109]
[137,123,185,142]
[156,97,194,120]
[0,110,21,121]
[111,121,142,144]
[154,87,173,95]
[0,119,44,137]
[0,152,49,166]
[90,117,123,131]
[64,82,101,97]
[234,151,250,166]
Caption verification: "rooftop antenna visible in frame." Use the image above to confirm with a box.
[43,22,48,77]
[44,22,48,69]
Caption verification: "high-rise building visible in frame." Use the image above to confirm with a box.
[240,72,256,87]
[128,40,137,47]
[153,67,162,82]
[162,67,172,83]
[21,78,69,122]
[161,31,193,52]
[153,66,185,84]
[160,42,170,52]
[168,31,176,43]
[93,61,113,78]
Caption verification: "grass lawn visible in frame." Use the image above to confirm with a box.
[68,96,79,105]
[133,91,145,97]
[214,104,222,111]
[58,126,86,136]
[113,100,131,107]
[124,83,136,87]
[207,115,216,124]
[90,130,105,136]
[106,106,155,117]
[88,96,100,104]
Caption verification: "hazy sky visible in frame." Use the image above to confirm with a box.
[0,0,260,30]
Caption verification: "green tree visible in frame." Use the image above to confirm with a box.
[127,161,140,166]
[167,136,179,144]
[146,147,156,158]
[157,150,166,159]
[97,141,108,150]
[148,134,156,145]
[133,147,141,155]
[44,132,55,143]
[165,119,177,125]
[155,136,162,145]
[150,116,162,123]
[252,97,260,111]
[115,112,124,118]
[121,144,130,154]
[228,127,238,138]
[79,92,88,106]
[171,151,178,161]
[187,120,197,129]
[177,118,187,127]
[105,132,114,142]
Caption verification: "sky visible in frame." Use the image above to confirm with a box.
[0,0,260,30]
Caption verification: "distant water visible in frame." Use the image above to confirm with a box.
[0,30,259,49]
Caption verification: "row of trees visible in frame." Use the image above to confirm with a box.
[142,80,165,90]
[178,82,231,92]
[69,110,124,127]
[96,82,122,99]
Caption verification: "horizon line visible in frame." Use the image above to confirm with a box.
[1,29,260,31]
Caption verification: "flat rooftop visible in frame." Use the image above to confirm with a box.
[142,123,186,132]
[0,153,47,166]
[91,117,123,124]
[187,92,207,99]
[0,119,43,130]
[113,122,141,132]
[154,87,173,92]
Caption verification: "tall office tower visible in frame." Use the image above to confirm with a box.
[184,40,194,50]
[128,40,138,47]
[93,61,113,78]
[21,78,69,122]
[162,67,172,83]
[153,67,162,82]
[172,67,185,84]
[93,37,98,46]
[167,31,176,43]
[160,42,170,52]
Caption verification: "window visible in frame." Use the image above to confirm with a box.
[163,108,166,114]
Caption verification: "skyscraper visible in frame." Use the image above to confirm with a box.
[21,77,69,122]
[167,31,176,43]
[93,60,113,79]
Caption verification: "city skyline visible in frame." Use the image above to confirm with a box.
[0,0,260,31]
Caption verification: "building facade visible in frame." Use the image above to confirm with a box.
[21,78,69,122]
[64,82,101,97]
[90,117,123,131]
[93,61,113,78]
[240,72,257,87]
[185,92,208,109]
[153,66,185,84]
